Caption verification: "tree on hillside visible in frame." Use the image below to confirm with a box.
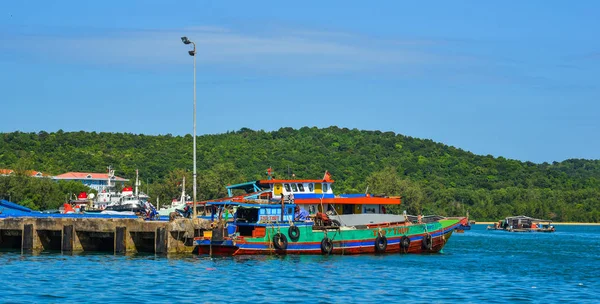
[366,167,425,215]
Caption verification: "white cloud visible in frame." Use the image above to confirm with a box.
[0,25,456,75]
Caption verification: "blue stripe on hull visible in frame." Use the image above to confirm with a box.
[196,225,457,253]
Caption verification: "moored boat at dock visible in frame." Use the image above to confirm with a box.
[194,170,463,255]
[194,201,462,255]
[97,168,148,213]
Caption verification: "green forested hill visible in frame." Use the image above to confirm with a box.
[1,127,599,222]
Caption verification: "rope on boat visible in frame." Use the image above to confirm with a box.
[266,220,274,254]
[328,202,346,227]
[423,222,430,252]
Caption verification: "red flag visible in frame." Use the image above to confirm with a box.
[323,170,332,181]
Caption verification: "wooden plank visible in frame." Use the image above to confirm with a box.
[115,227,126,254]
[62,225,73,252]
[155,227,167,254]
[22,224,33,252]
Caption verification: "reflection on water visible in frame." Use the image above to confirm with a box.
[1,225,598,303]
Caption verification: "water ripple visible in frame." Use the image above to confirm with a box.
[1,225,599,303]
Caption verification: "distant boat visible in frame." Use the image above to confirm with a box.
[487,215,555,233]
[97,168,147,213]
[452,211,472,233]
[158,176,192,216]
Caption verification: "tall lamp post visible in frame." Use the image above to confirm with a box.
[181,36,198,219]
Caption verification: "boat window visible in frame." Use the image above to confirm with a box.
[284,184,291,192]
[291,183,298,192]
[297,184,305,192]
[323,183,329,192]
[308,183,314,192]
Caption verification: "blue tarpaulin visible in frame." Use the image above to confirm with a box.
[0,200,139,219]
[0,199,34,215]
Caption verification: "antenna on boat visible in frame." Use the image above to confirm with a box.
[365,186,369,194]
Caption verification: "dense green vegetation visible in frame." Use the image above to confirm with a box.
[1,127,599,222]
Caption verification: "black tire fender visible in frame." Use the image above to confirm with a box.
[273,233,288,250]
[288,225,300,241]
[400,235,411,252]
[422,234,432,250]
[320,237,333,255]
[374,235,388,253]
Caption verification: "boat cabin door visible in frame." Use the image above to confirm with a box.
[314,183,322,194]
[273,183,283,196]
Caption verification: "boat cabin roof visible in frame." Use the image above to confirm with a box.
[226,181,262,193]
[504,215,552,223]
[206,201,296,209]
[257,179,334,185]
[226,179,334,192]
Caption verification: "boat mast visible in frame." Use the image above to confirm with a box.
[107,166,114,190]
[135,169,140,198]
[180,176,186,207]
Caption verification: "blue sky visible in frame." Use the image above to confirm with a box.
[1,1,599,163]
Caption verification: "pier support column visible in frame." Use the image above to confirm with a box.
[155,227,167,254]
[115,227,126,254]
[22,224,33,253]
[62,225,74,252]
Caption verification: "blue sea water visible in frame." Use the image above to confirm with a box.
[1,225,598,303]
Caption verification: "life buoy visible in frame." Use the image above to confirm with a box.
[288,225,300,241]
[421,234,432,250]
[273,233,288,251]
[374,234,387,253]
[320,237,333,255]
[400,235,411,252]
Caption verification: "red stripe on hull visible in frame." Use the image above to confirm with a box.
[196,230,455,255]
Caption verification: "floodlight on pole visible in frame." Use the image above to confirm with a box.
[181,36,198,219]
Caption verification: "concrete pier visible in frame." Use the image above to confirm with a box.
[0,217,208,254]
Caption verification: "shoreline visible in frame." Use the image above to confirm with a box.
[475,222,600,226]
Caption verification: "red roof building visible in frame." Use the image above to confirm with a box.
[0,169,47,177]
[53,172,129,191]
[53,172,128,181]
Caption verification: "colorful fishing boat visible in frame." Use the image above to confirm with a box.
[195,202,462,255]
[194,170,463,255]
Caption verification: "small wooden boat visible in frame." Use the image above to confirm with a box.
[452,212,472,233]
[487,216,555,233]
